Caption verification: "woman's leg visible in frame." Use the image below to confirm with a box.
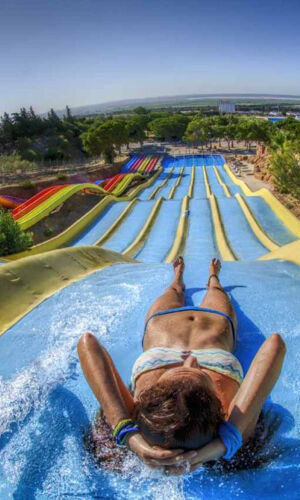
[200,258,237,329]
[145,256,185,321]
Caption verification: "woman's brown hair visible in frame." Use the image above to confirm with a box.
[133,378,224,448]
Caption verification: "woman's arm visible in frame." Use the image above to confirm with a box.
[227,333,286,440]
[78,333,183,464]
[77,332,133,427]
[167,333,286,473]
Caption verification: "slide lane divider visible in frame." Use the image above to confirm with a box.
[168,167,184,199]
[209,194,237,261]
[165,195,190,263]
[203,166,212,197]
[0,246,136,336]
[224,164,300,239]
[95,199,138,247]
[235,194,279,252]
[148,167,174,200]
[213,166,231,197]
[188,166,195,198]
[122,197,164,258]
[259,240,300,267]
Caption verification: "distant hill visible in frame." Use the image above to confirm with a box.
[49,93,300,118]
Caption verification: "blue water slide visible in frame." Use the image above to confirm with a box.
[136,199,181,262]
[184,198,217,264]
[245,196,297,246]
[121,155,138,173]
[205,166,226,197]
[2,259,299,498]
[103,200,156,253]
[173,169,191,199]
[138,168,172,200]
[71,201,129,246]
[156,168,182,199]
[217,197,268,259]
[192,166,207,198]
[217,165,242,194]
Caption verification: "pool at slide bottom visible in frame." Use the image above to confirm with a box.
[0,156,300,499]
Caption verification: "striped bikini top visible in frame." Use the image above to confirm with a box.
[131,347,243,389]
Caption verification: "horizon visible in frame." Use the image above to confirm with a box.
[8,92,300,119]
[1,0,300,115]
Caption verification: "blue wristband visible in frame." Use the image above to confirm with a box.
[115,424,139,445]
[218,421,243,460]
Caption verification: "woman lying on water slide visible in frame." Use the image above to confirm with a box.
[78,257,286,474]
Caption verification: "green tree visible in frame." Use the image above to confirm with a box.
[81,119,129,162]
[270,140,300,199]
[148,114,189,141]
[64,105,74,123]
[183,118,209,149]
[0,209,33,256]
[127,116,146,146]
[133,106,149,115]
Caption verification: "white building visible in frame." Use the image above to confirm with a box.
[218,101,236,114]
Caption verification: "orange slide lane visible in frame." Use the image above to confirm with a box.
[0,196,19,209]
[13,185,65,220]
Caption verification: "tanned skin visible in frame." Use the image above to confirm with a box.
[78,257,286,474]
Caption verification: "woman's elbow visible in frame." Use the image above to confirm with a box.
[77,332,97,356]
[270,333,286,356]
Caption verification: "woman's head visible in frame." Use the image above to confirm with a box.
[134,375,224,449]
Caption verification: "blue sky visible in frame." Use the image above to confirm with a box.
[0,0,299,115]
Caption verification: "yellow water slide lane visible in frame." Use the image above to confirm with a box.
[148,167,174,200]
[213,166,231,197]
[95,199,138,247]
[2,169,163,262]
[224,164,300,239]
[168,167,184,199]
[137,155,151,172]
[111,173,144,196]
[209,194,237,261]
[165,196,190,263]
[235,194,279,252]
[17,184,106,230]
[0,246,136,336]
[188,166,195,198]
[259,240,300,267]
[203,166,212,197]
[122,198,164,258]
[3,197,112,261]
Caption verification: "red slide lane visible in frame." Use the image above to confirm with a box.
[130,155,145,172]
[146,157,158,173]
[12,186,63,216]
[104,174,125,192]
[13,185,65,220]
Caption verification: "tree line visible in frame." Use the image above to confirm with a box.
[1,105,300,199]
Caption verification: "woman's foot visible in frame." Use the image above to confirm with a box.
[173,256,185,290]
[207,258,221,287]
[209,258,221,278]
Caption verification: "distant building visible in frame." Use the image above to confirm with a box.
[218,101,236,114]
